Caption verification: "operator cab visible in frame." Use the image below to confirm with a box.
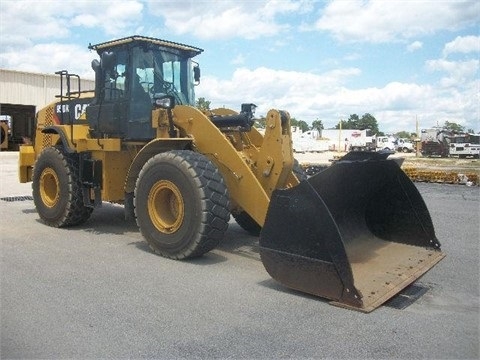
[87,35,203,140]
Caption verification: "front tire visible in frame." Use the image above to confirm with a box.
[134,151,230,259]
[32,147,92,227]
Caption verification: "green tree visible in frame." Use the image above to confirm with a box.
[395,131,411,139]
[347,114,360,128]
[196,97,211,111]
[444,121,464,133]
[311,119,324,131]
[290,117,309,132]
[298,120,310,132]
[335,113,380,134]
[335,119,348,129]
[358,113,379,134]
[336,114,358,129]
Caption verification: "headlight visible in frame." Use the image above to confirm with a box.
[154,94,175,109]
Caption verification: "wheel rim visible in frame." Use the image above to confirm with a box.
[40,167,60,208]
[148,180,184,234]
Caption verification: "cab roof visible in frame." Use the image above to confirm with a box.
[88,35,204,58]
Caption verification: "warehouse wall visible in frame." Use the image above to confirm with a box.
[0,69,95,109]
[0,69,95,149]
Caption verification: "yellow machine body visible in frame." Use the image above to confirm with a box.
[18,36,444,312]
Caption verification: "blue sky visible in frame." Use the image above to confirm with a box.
[1,0,479,133]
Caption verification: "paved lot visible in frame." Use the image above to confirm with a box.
[1,151,479,359]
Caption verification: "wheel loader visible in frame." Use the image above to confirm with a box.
[18,35,444,312]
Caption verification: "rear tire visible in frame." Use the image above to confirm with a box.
[32,147,92,227]
[134,151,230,259]
[232,210,261,236]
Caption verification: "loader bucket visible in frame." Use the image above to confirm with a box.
[259,152,445,312]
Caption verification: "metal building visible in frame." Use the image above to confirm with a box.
[0,69,94,150]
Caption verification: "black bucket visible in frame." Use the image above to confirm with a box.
[259,152,445,312]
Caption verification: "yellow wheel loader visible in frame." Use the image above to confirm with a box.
[18,36,444,312]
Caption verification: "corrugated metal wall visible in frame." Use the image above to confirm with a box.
[0,69,95,108]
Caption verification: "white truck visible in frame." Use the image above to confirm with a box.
[321,129,375,152]
[291,127,329,152]
[448,133,480,158]
[375,136,396,152]
[395,138,415,153]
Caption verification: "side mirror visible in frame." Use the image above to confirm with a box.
[100,51,116,70]
[91,59,101,72]
[91,59,103,104]
[154,94,175,109]
[193,65,201,85]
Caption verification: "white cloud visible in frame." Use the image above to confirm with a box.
[147,0,307,39]
[231,54,246,66]
[314,0,480,43]
[0,0,477,133]
[426,59,479,87]
[443,35,480,57]
[102,0,144,35]
[0,0,144,78]
[71,14,100,28]
[198,66,361,110]
[344,53,361,61]
[0,0,144,49]
[407,41,423,52]
[197,66,478,132]
[0,43,95,79]
[0,1,71,44]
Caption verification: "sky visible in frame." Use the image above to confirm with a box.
[0,0,479,134]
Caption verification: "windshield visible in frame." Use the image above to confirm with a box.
[132,46,196,106]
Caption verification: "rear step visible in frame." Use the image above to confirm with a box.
[259,152,445,312]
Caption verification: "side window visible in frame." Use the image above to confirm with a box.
[162,60,188,104]
[136,67,154,97]
[162,61,181,92]
[103,51,127,102]
[132,47,154,101]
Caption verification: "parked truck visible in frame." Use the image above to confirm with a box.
[375,136,396,152]
[421,128,451,157]
[448,133,480,158]
[395,138,415,153]
[320,129,376,152]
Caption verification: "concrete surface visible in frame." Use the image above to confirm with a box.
[1,151,479,359]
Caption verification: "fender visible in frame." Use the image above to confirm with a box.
[42,125,75,153]
[124,137,193,194]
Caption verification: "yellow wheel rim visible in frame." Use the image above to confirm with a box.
[40,167,60,208]
[148,180,184,234]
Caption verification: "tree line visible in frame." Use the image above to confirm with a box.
[196,97,474,138]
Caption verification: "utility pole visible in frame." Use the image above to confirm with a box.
[416,115,420,157]
[338,120,342,153]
